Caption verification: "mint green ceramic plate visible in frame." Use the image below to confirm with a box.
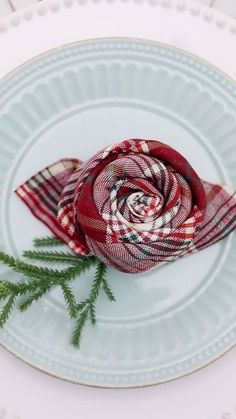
[0,39,235,387]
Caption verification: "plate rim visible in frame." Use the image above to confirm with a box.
[0,36,236,387]
[1,35,236,87]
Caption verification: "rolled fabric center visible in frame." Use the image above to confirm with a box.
[92,153,193,237]
[126,192,163,219]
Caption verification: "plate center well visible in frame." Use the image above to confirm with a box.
[4,102,228,320]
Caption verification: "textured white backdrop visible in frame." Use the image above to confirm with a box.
[0,1,236,419]
[1,0,236,18]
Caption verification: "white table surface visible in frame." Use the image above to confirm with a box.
[1,344,236,419]
[0,1,236,419]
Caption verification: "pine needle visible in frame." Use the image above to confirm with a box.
[18,285,50,312]
[60,283,77,319]
[102,278,116,302]
[76,299,90,312]
[33,236,64,248]
[71,261,115,349]
[0,251,94,283]
[89,261,107,301]
[0,251,65,280]
[0,237,116,348]
[0,280,29,297]
[0,281,13,301]
[68,258,97,277]
[0,294,16,327]
[23,250,96,265]
[71,306,90,348]
[89,304,96,326]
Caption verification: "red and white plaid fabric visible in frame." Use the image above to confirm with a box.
[16,139,236,273]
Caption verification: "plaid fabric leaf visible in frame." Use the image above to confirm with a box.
[15,139,236,273]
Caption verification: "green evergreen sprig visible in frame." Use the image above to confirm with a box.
[23,249,95,265]
[72,261,115,348]
[0,237,115,348]
[33,236,64,248]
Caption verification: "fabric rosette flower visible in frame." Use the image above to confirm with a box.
[16,139,236,274]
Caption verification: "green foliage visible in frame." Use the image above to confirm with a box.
[0,294,15,327]
[33,236,64,248]
[60,283,78,319]
[0,250,68,280]
[0,236,115,348]
[23,249,96,265]
[18,286,51,312]
[71,261,115,348]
